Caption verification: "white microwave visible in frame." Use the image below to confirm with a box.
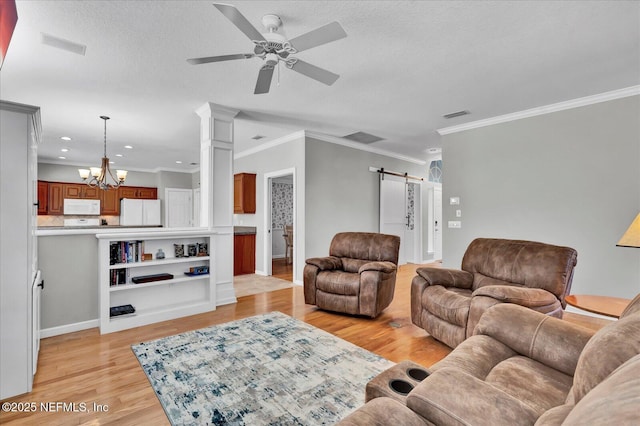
[63,199,101,215]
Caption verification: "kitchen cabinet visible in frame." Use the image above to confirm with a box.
[47,182,64,215]
[234,173,256,214]
[37,181,48,215]
[63,183,100,200]
[100,188,120,216]
[234,233,256,276]
[119,186,157,200]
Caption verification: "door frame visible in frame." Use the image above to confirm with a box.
[263,168,296,278]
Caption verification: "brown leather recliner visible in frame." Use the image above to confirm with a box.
[304,232,401,318]
[411,238,578,348]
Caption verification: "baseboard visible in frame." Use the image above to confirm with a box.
[217,281,237,306]
[254,270,267,276]
[565,305,616,321]
[40,319,99,338]
[294,279,303,286]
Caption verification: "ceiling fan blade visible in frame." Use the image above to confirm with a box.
[213,3,265,42]
[187,53,255,65]
[290,60,339,86]
[254,65,275,94]
[289,21,347,53]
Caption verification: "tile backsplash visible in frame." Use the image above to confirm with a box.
[38,215,120,227]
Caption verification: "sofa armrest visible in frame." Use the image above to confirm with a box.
[415,267,473,289]
[474,303,595,376]
[305,256,342,271]
[407,368,539,426]
[359,261,397,274]
[472,285,559,308]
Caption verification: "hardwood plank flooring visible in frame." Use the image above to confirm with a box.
[0,263,609,425]
[272,257,293,281]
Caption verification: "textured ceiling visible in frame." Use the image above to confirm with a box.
[2,1,639,172]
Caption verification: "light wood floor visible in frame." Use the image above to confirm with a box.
[1,263,609,425]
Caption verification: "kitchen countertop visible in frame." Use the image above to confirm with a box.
[234,226,256,235]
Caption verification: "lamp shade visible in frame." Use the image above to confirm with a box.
[617,213,640,248]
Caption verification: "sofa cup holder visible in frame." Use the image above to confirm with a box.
[389,379,414,395]
[407,368,430,381]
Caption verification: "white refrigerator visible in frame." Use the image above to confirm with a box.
[120,199,162,226]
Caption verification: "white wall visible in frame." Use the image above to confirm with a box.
[39,162,157,187]
[441,95,640,298]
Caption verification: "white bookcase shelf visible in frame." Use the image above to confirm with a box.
[97,230,217,334]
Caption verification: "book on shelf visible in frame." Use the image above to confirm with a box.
[109,240,145,265]
[110,268,128,286]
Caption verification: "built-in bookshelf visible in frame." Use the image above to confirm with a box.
[97,230,216,334]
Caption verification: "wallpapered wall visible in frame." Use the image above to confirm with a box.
[272,182,293,229]
[407,182,416,231]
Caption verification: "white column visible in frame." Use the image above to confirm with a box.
[196,102,239,305]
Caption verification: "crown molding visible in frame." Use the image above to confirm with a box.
[437,85,640,136]
[304,131,427,165]
[235,129,427,165]
[234,131,306,159]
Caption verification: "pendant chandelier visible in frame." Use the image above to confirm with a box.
[78,116,127,190]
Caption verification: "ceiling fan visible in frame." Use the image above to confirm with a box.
[187,3,347,94]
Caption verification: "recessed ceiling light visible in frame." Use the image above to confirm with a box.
[109,161,115,164]
[176,161,183,164]
[58,156,66,160]
[427,148,441,154]
[61,148,69,152]
[116,154,123,157]
[124,145,133,149]
[60,136,71,141]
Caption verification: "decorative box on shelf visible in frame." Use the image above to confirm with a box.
[97,230,217,334]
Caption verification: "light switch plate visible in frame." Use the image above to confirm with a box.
[448,221,462,228]
[449,197,460,205]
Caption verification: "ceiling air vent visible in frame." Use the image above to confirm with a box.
[41,33,87,56]
[443,110,470,119]
[343,131,384,144]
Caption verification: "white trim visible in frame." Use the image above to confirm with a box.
[437,85,640,135]
[254,269,268,276]
[564,305,618,321]
[293,279,303,286]
[263,168,296,279]
[235,131,305,159]
[234,130,427,165]
[40,319,99,338]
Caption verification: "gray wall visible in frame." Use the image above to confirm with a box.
[442,96,640,298]
[39,235,98,328]
[39,162,157,187]
[234,135,306,281]
[304,137,430,262]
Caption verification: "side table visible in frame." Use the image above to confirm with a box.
[565,294,631,319]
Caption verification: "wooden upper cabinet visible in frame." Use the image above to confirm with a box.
[48,182,64,215]
[234,173,256,214]
[37,181,48,215]
[119,186,157,200]
[100,188,120,216]
[62,183,99,200]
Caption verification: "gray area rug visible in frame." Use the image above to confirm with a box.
[132,311,394,425]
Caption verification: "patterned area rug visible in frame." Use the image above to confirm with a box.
[132,312,394,425]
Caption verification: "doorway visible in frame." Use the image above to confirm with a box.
[263,168,296,282]
[379,174,422,265]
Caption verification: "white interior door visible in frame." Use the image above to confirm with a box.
[164,188,193,228]
[380,175,408,264]
[193,188,201,227]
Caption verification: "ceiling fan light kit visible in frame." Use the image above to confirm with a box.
[187,3,347,94]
